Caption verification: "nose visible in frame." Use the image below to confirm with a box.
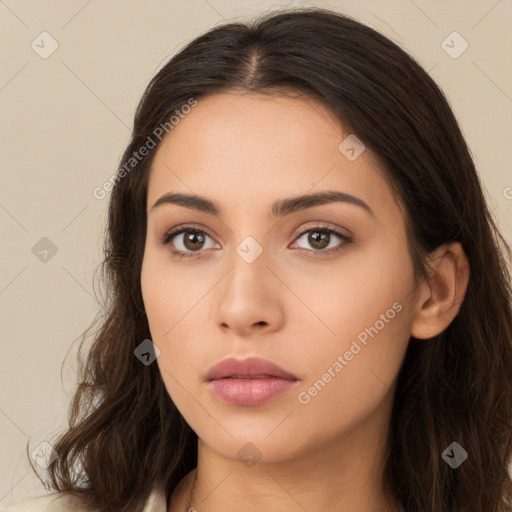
[214,246,285,338]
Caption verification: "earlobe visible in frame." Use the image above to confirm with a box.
[411,242,470,340]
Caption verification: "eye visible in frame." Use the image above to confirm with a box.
[160,226,218,260]
[290,225,352,256]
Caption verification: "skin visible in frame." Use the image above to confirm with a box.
[140,91,469,512]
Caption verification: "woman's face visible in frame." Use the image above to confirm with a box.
[141,91,421,464]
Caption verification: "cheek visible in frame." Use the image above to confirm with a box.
[140,250,213,398]
[290,240,414,418]
[292,299,411,443]
[140,248,205,340]
[285,232,415,348]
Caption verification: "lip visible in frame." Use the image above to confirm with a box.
[205,356,299,381]
[205,357,300,406]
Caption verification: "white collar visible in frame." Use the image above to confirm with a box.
[143,486,167,512]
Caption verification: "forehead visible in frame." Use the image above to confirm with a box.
[147,91,398,221]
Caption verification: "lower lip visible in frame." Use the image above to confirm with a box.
[208,377,298,406]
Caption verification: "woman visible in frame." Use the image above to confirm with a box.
[6,7,512,512]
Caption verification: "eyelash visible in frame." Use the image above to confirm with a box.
[159,223,352,260]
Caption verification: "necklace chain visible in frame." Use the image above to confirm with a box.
[184,469,199,512]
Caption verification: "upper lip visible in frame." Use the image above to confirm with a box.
[205,357,299,381]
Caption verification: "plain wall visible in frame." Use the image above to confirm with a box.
[1,0,511,506]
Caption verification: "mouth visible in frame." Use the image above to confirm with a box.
[205,357,300,406]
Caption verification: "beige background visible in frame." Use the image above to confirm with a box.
[1,0,511,507]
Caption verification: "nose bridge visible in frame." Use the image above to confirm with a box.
[213,228,284,333]
[227,231,271,293]
[223,209,271,274]
[235,232,267,267]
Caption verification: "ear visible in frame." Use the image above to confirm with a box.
[411,242,470,340]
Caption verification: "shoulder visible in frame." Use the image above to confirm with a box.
[2,492,89,512]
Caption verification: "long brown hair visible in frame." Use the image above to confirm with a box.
[27,8,512,511]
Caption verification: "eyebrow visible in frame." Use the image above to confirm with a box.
[151,190,375,218]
